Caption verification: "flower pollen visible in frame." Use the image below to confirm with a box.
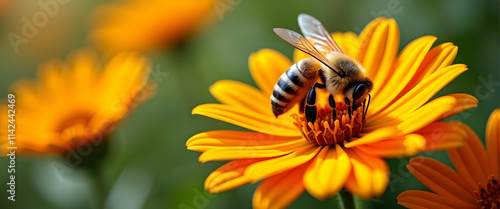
[475,176,500,209]
[292,103,366,146]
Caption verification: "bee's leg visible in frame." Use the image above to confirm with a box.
[305,83,325,123]
[329,94,336,120]
[344,97,352,120]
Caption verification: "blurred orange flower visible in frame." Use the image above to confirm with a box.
[187,17,478,208]
[0,50,154,155]
[0,0,9,15]
[89,0,216,55]
[398,109,500,209]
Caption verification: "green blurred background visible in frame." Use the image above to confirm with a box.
[0,0,498,208]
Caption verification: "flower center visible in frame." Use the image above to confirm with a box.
[56,111,95,133]
[55,111,109,148]
[292,102,366,146]
[475,175,500,209]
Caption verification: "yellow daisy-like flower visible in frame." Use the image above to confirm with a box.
[187,17,478,208]
[398,109,500,209]
[0,50,153,155]
[90,0,216,55]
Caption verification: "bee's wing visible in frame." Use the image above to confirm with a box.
[273,28,345,77]
[298,14,343,54]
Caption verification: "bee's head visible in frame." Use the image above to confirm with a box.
[345,78,373,108]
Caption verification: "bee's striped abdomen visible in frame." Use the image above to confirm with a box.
[271,59,319,117]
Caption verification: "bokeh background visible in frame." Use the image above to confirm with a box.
[0,0,498,208]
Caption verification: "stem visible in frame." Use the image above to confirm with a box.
[337,191,356,209]
[79,137,109,209]
[87,166,107,209]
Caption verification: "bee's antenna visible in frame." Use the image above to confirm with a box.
[363,94,371,120]
[362,98,366,120]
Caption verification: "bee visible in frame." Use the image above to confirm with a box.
[271,14,373,123]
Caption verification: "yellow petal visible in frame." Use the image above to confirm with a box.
[398,190,476,209]
[331,32,359,57]
[396,95,460,134]
[38,59,66,96]
[15,132,66,154]
[406,157,476,203]
[253,163,307,209]
[416,122,467,152]
[197,141,309,163]
[369,64,468,121]
[366,122,467,157]
[358,18,399,96]
[192,104,300,136]
[303,145,351,200]
[187,130,303,152]
[355,17,387,63]
[210,80,271,115]
[344,126,399,148]
[10,79,39,107]
[433,94,478,121]
[398,42,458,98]
[99,51,151,92]
[355,134,425,158]
[205,158,265,193]
[486,109,500,176]
[370,36,437,113]
[68,50,99,95]
[244,145,321,183]
[344,148,389,199]
[249,49,292,96]
[98,51,152,114]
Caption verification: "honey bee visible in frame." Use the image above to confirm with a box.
[271,14,373,123]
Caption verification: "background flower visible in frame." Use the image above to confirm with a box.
[397,109,499,209]
[0,49,153,155]
[0,0,10,16]
[89,0,217,55]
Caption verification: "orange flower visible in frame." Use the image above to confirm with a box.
[398,109,500,209]
[89,0,216,55]
[0,50,154,155]
[0,0,9,15]
[187,17,478,208]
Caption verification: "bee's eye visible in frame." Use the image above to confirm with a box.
[353,83,368,102]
